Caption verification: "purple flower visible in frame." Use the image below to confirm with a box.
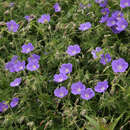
[14,61,25,72]
[10,97,19,108]
[87,4,91,8]
[5,56,25,73]
[80,88,95,100]
[99,0,107,7]
[80,3,86,9]
[101,8,109,15]
[95,0,104,3]
[28,54,40,63]
[5,56,18,72]
[26,62,39,71]
[10,78,22,87]
[111,25,121,34]
[111,11,124,21]
[54,86,68,98]
[116,18,128,31]
[71,82,86,95]
[120,0,130,8]
[112,58,128,73]
[99,15,109,23]
[79,22,91,31]
[53,73,68,83]
[38,14,50,24]
[21,43,34,54]
[24,15,34,22]
[5,61,14,72]
[11,55,18,62]
[53,3,61,12]
[100,53,111,65]
[9,2,14,7]
[106,17,116,27]
[91,47,102,59]
[66,45,81,56]
[94,81,109,93]
[0,101,8,113]
[59,63,72,74]
[6,20,19,32]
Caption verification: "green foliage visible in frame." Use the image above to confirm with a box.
[0,0,130,129]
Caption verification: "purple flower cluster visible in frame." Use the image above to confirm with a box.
[92,47,128,72]
[66,45,81,56]
[80,3,91,9]
[54,81,95,100]
[80,3,86,9]
[96,0,129,34]
[5,42,40,73]
[0,97,19,113]
[54,63,72,83]
[91,47,102,59]
[91,47,111,65]
[99,7,128,33]
[100,53,111,65]
[4,44,40,111]
[95,0,107,8]
[4,0,129,106]
[54,80,110,100]
[71,82,95,100]
[27,54,40,71]
[5,44,40,110]
[53,63,73,97]
[107,11,128,33]
[5,56,25,72]
[99,8,109,23]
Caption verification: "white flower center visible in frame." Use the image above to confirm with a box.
[118,65,122,70]
[124,2,128,6]
[117,17,121,21]
[19,66,23,70]
[27,48,30,52]
[72,50,76,54]
[15,82,19,86]
[85,94,89,98]
[121,25,125,29]
[101,87,105,91]
[59,78,63,82]
[33,65,36,69]
[112,21,115,25]
[44,19,48,23]
[60,93,63,96]
[65,69,69,72]
[10,25,14,30]
[77,88,81,92]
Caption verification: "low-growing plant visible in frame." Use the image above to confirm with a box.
[0,0,130,129]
